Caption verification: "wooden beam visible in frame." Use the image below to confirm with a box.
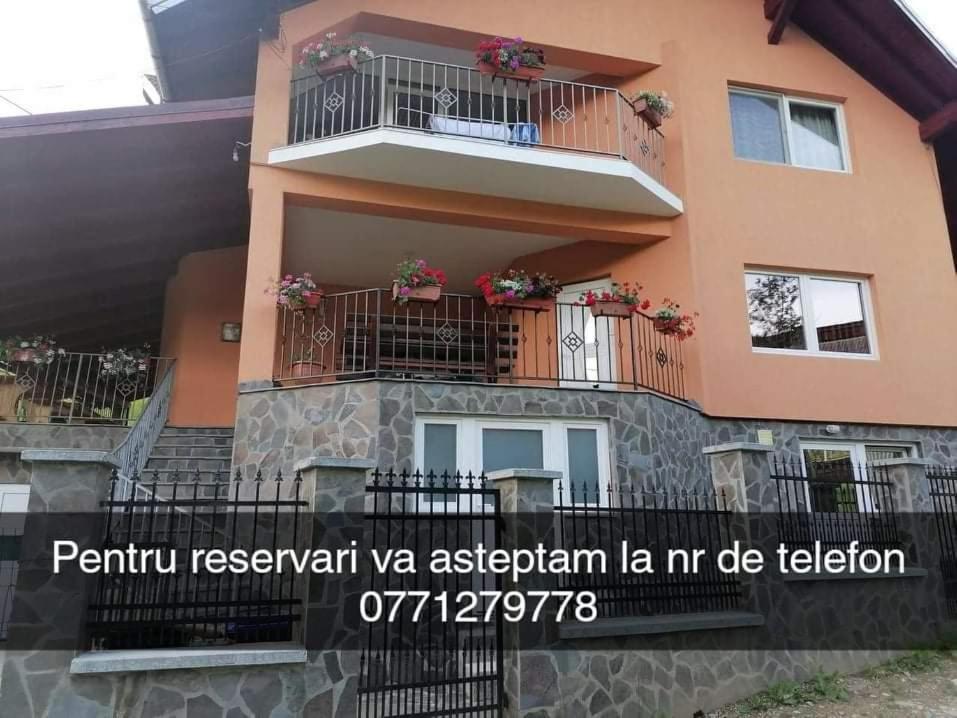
[768,0,799,45]
[764,0,784,20]
[920,101,957,143]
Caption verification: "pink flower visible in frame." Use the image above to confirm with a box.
[505,289,516,298]
[400,286,411,296]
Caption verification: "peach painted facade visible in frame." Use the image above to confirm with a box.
[166,0,957,428]
[161,247,247,427]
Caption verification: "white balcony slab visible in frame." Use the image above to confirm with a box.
[269,128,683,216]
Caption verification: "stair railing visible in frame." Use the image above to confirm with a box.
[110,359,176,481]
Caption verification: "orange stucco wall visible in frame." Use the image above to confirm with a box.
[233,0,957,428]
[161,247,247,427]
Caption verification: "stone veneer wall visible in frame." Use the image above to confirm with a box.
[0,424,128,453]
[233,379,957,487]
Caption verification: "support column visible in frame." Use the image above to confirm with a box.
[487,468,562,718]
[238,180,285,389]
[872,457,932,513]
[704,442,776,512]
[294,455,375,717]
[1,451,117,717]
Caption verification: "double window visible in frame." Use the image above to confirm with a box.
[745,271,875,357]
[415,417,611,505]
[729,88,848,172]
[800,442,914,513]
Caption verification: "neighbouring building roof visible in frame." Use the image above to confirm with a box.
[0,97,254,349]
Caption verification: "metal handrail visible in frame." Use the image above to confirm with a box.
[111,360,176,479]
[288,54,666,184]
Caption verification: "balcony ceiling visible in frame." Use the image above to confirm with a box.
[282,206,625,292]
[0,98,253,350]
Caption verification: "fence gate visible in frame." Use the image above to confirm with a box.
[928,466,957,615]
[359,469,505,718]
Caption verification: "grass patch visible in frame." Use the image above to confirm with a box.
[737,671,848,714]
[862,648,954,678]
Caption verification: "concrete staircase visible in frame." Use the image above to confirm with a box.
[142,426,234,479]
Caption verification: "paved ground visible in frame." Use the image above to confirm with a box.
[709,656,957,717]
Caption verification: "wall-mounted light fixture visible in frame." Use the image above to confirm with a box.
[221,322,242,342]
[232,140,251,162]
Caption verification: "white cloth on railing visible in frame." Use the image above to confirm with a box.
[428,116,510,141]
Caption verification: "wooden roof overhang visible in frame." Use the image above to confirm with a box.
[0,97,254,349]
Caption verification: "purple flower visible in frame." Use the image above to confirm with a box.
[510,57,520,69]
[400,286,411,296]
[505,289,516,298]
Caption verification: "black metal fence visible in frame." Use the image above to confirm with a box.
[771,458,901,551]
[359,469,504,718]
[0,528,20,641]
[276,289,687,400]
[928,465,957,615]
[86,468,306,650]
[555,480,741,618]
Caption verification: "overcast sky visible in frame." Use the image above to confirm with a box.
[0,0,954,118]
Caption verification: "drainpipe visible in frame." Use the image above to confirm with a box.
[138,0,173,102]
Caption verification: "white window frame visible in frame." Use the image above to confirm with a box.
[799,441,916,513]
[729,87,851,174]
[745,269,878,360]
[414,416,612,507]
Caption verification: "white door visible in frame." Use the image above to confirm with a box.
[557,280,618,389]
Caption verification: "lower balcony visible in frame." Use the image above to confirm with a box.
[274,289,687,401]
[268,55,683,215]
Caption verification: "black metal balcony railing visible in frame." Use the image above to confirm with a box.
[275,289,687,400]
[289,55,666,186]
[0,352,174,425]
[771,459,901,551]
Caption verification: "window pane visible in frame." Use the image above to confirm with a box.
[746,274,806,350]
[789,103,843,170]
[482,428,543,473]
[802,448,858,513]
[809,279,869,354]
[730,92,786,163]
[567,428,600,487]
[423,424,457,475]
[865,446,909,463]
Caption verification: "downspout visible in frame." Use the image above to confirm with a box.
[138,0,173,102]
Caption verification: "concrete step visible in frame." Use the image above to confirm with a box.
[144,458,231,472]
[150,445,234,459]
[160,426,235,437]
[154,435,234,447]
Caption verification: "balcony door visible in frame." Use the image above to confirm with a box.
[557,281,618,389]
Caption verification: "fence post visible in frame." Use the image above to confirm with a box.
[703,442,776,513]
[294,455,376,717]
[1,450,117,716]
[487,468,562,718]
[871,457,933,513]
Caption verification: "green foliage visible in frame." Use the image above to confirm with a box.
[737,671,847,714]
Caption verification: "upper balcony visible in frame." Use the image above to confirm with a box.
[268,55,683,216]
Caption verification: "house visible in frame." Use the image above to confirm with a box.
[1,0,957,716]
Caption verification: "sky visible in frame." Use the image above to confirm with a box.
[0,0,954,118]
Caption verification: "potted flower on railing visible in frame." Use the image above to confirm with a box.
[630,91,675,129]
[269,273,323,312]
[99,345,151,379]
[392,259,448,304]
[578,282,652,318]
[475,270,561,312]
[652,299,697,341]
[475,37,546,81]
[299,32,374,78]
[0,335,65,365]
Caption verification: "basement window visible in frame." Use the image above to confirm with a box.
[729,88,849,172]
